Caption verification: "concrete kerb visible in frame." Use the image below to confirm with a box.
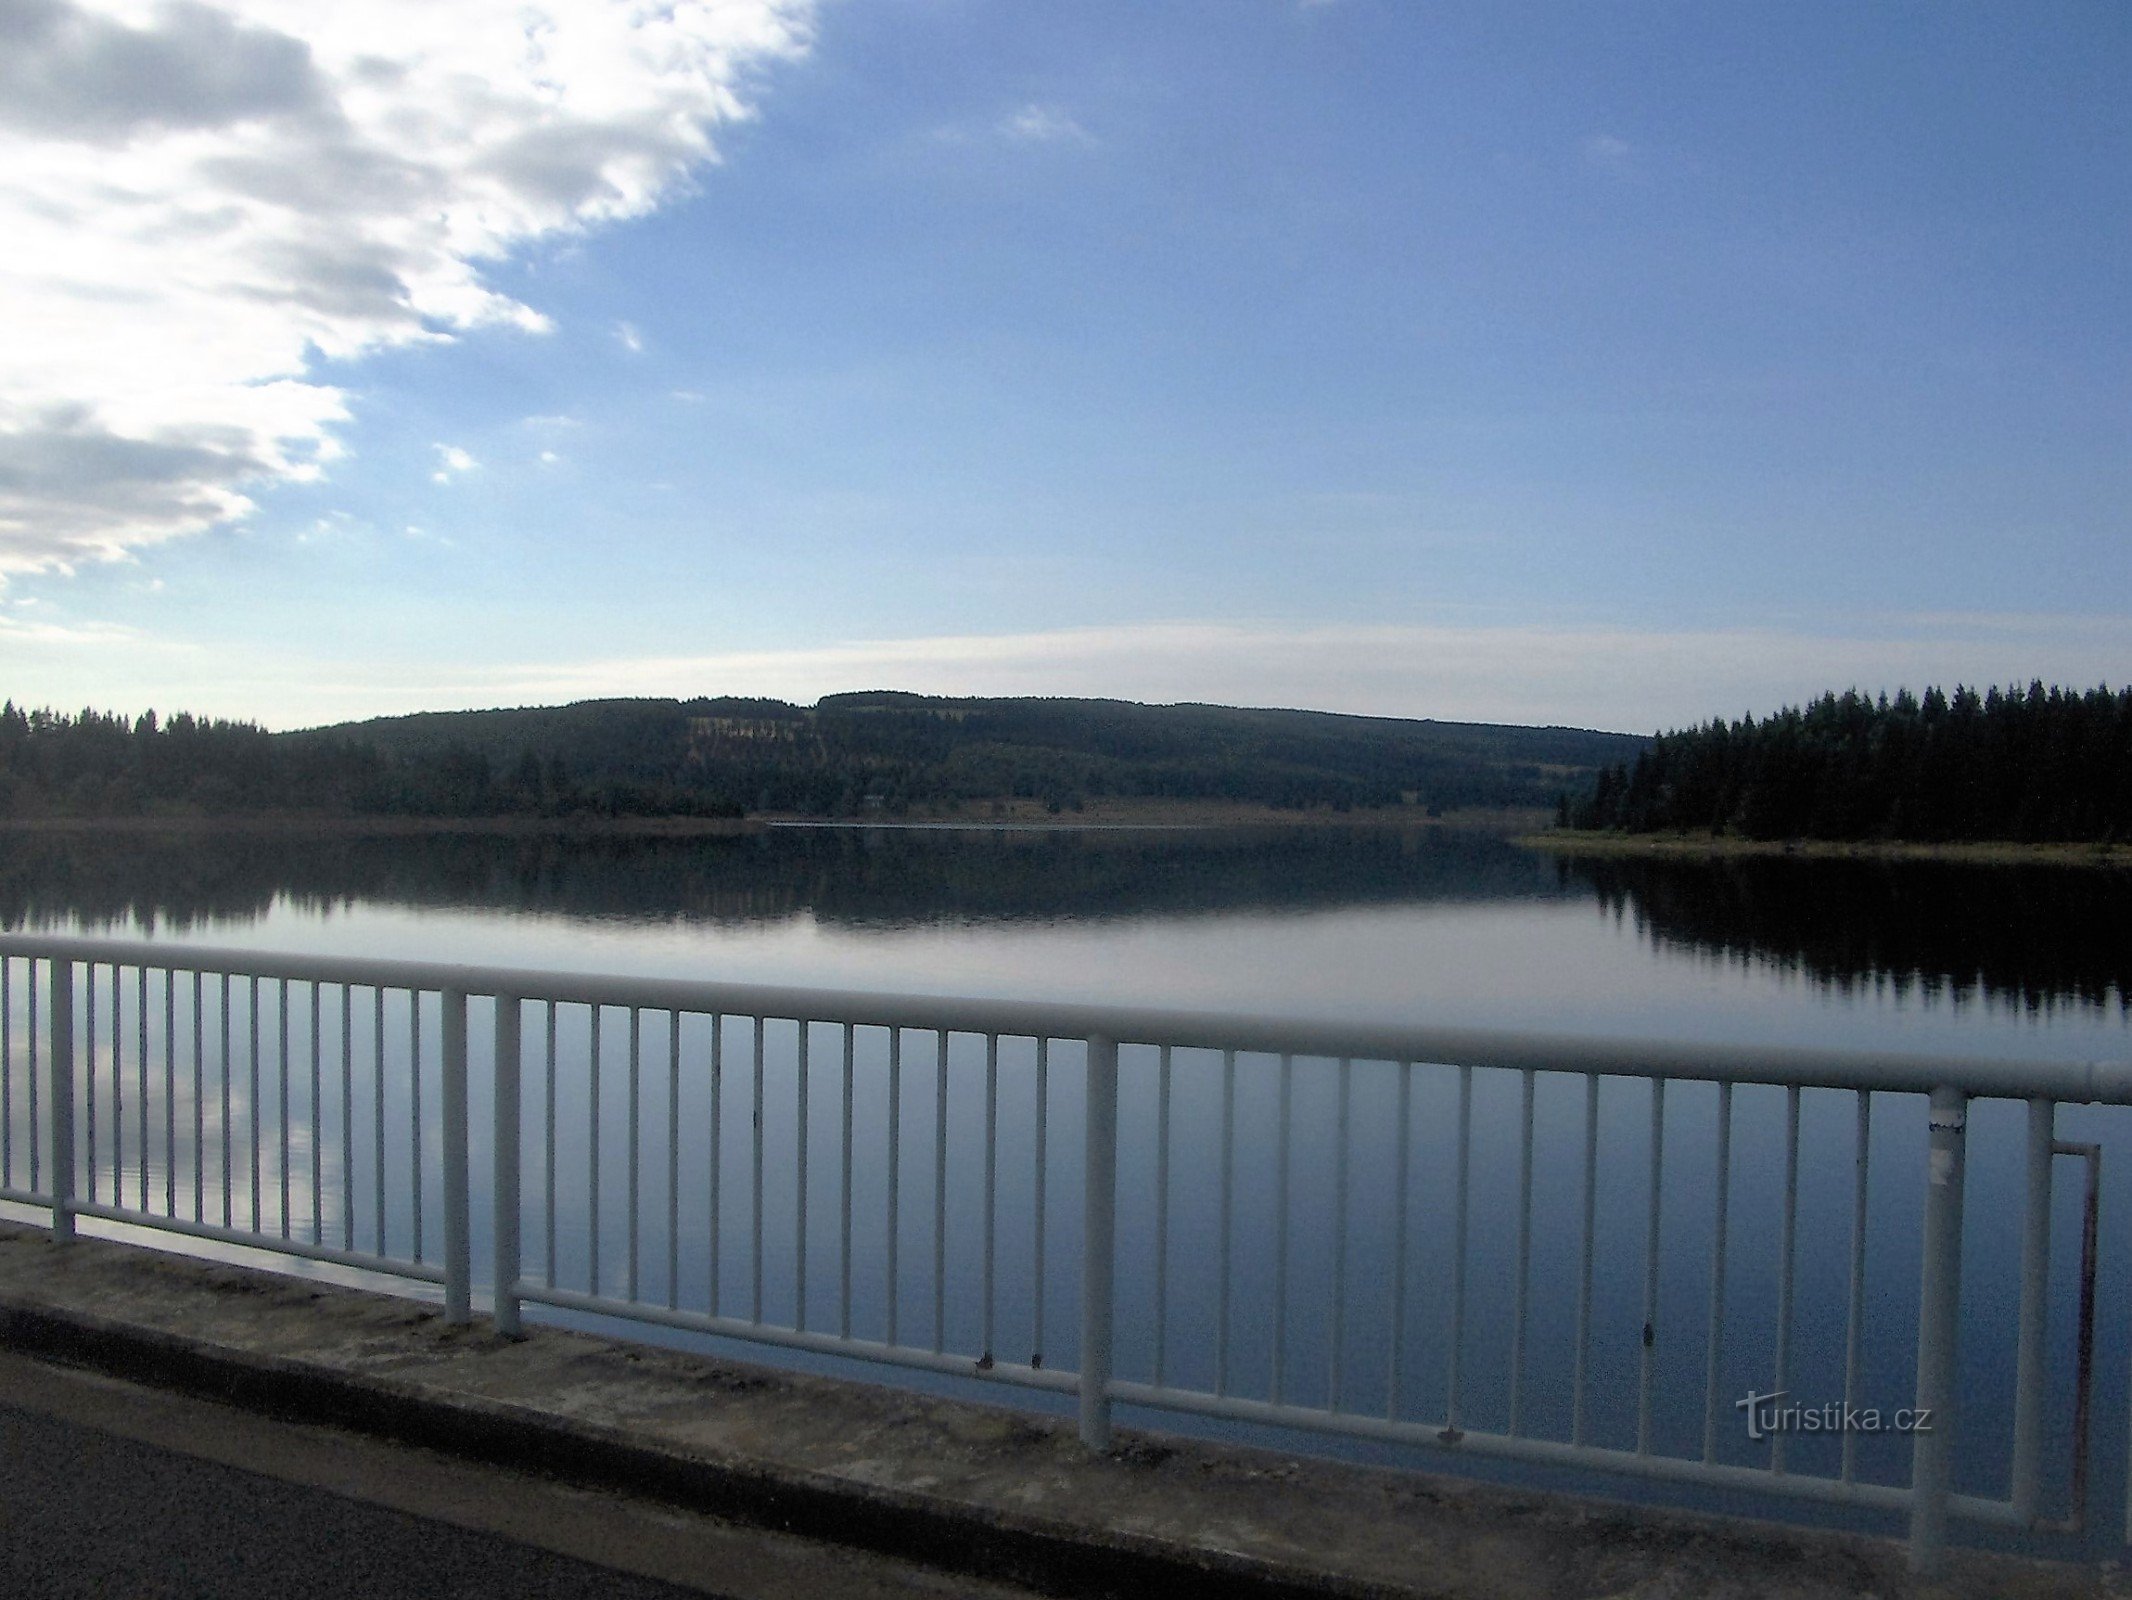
[0,1302,1331,1600]
[0,1223,2114,1600]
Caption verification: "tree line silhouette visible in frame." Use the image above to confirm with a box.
[0,691,1641,821]
[1569,683,2132,842]
[0,703,739,819]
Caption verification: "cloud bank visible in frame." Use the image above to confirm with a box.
[0,0,813,577]
[12,612,2097,734]
[493,616,2132,734]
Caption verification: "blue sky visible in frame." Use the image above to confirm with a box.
[2,1,2126,732]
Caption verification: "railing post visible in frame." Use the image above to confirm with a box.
[2010,1097,2054,1523]
[492,992,523,1336]
[441,988,471,1325]
[1908,1084,1967,1574]
[46,960,74,1242]
[1080,1033,1118,1452]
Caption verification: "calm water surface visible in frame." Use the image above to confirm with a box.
[4,823,2130,1552]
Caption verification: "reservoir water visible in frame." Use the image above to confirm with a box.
[3,822,2129,1554]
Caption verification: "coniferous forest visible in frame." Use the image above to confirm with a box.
[0,693,1640,821]
[1570,683,2132,843]
[0,703,740,820]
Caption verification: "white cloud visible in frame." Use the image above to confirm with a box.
[1000,104,1091,145]
[441,614,2132,735]
[0,609,142,647]
[538,449,561,466]
[614,319,645,353]
[430,442,478,484]
[0,0,815,580]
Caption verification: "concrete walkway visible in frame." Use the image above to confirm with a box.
[0,1350,1036,1599]
[0,1221,2122,1600]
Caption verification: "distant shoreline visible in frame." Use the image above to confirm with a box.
[756,801,1551,830]
[1521,829,2132,869]
[0,813,764,839]
[0,802,1548,837]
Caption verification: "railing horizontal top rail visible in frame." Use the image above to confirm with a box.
[8,932,2130,1104]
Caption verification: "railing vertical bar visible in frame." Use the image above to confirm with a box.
[278,976,291,1238]
[223,974,234,1229]
[1154,1044,1173,1389]
[163,968,177,1217]
[1,958,11,1191]
[886,1027,901,1347]
[750,1015,764,1325]
[24,960,37,1195]
[309,981,323,1245]
[137,966,149,1211]
[113,966,124,1204]
[1387,1060,1413,1422]
[1033,1037,1049,1367]
[409,990,423,1261]
[112,966,124,1205]
[47,959,73,1240]
[2010,1096,2055,1521]
[840,1023,855,1340]
[932,1031,948,1355]
[1771,1083,1802,1474]
[707,1013,722,1319]
[371,987,384,1253]
[493,993,523,1336]
[1272,1051,1293,1406]
[1215,1048,1235,1399]
[1328,1056,1351,1413]
[1509,1068,1536,1436]
[667,1010,681,1312]
[982,1032,998,1364]
[544,1002,557,1290]
[1080,1033,1118,1451]
[1637,1077,1667,1455]
[84,963,97,1208]
[626,1007,641,1304]
[339,986,353,1252]
[1908,1086,1968,1574]
[440,987,470,1324]
[248,974,260,1233]
[796,1019,811,1332]
[1447,1062,1474,1437]
[1572,1072,1599,1445]
[1842,1091,1871,1485]
[192,971,204,1224]
[587,1005,602,1295]
[1702,1081,1734,1464]
[103,966,114,1209]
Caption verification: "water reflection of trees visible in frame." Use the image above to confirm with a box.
[0,824,1569,936]
[12,828,2124,1013]
[1558,854,2132,1012]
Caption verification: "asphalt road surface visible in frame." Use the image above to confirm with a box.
[0,1351,1031,1600]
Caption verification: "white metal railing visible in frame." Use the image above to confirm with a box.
[3,933,2130,1574]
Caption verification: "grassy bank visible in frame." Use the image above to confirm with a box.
[1520,829,2132,869]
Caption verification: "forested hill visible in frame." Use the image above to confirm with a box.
[1571,684,2132,843]
[0,693,1640,820]
[303,692,1644,817]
